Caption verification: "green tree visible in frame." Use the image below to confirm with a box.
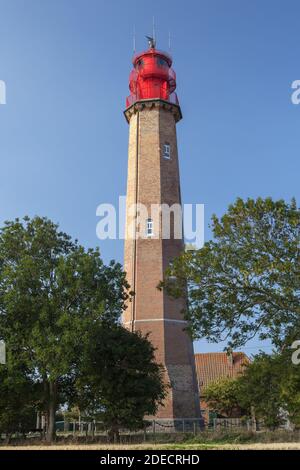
[0,358,37,441]
[163,198,300,349]
[237,354,286,429]
[280,368,300,428]
[74,324,167,442]
[215,352,300,430]
[204,377,248,418]
[204,354,296,430]
[0,216,129,442]
[274,349,300,429]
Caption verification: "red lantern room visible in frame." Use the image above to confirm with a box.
[126,37,179,108]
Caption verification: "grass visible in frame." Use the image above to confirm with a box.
[1,430,300,450]
[1,442,300,450]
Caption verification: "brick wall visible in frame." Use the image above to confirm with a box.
[123,100,200,420]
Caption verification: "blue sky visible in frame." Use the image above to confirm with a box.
[0,0,299,356]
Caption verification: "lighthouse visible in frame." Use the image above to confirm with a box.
[123,38,200,424]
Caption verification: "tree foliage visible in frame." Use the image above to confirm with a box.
[0,358,37,438]
[0,216,129,442]
[205,351,300,430]
[164,198,300,349]
[204,376,247,418]
[238,354,285,429]
[74,324,167,441]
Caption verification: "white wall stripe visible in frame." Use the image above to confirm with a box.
[124,318,188,325]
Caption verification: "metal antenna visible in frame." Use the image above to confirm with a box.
[152,16,156,43]
[133,25,136,53]
[168,31,171,50]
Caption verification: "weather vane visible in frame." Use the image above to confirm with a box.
[146,35,156,49]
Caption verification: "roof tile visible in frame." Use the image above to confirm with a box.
[194,352,250,393]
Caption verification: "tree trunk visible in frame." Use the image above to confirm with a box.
[108,425,120,443]
[4,433,12,445]
[251,406,257,432]
[46,381,57,443]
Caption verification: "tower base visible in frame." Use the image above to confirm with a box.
[146,418,204,433]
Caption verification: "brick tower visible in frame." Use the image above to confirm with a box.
[123,38,200,423]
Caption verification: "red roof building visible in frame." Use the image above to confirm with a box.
[194,352,250,423]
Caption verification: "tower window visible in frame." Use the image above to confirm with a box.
[163,143,171,159]
[146,218,153,237]
[136,59,144,69]
[157,57,168,68]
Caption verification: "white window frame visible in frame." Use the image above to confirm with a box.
[163,143,171,160]
[146,218,153,237]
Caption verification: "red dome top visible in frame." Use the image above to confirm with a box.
[126,46,179,108]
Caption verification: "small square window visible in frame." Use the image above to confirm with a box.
[163,143,171,159]
[146,218,153,237]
